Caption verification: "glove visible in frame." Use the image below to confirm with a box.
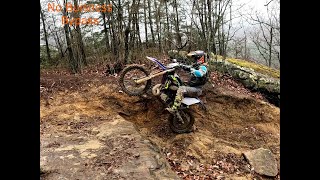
[192,63,200,69]
[179,64,191,72]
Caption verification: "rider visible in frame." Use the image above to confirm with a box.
[165,50,209,114]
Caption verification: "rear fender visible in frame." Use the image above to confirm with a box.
[181,97,207,111]
[181,97,200,106]
[146,56,167,70]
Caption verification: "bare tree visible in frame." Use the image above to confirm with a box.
[135,0,142,48]
[101,3,111,51]
[248,0,280,67]
[40,0,279,72]
[173,0,182,47]
[72,0,87,66]
[154,0,161,51]
[47,15,64,59]
[61,0,77,73]
[164,0,171,50]
[147,0,155,45]
[40,2,51,61]
[143,0,149,48]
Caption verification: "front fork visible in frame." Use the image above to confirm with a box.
[158,91,186,124]
[175,110,185,124]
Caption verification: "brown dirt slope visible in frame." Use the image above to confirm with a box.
[40,71,279,180]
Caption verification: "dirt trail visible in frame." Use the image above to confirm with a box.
[40,73,280,180]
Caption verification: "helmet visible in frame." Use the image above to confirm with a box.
[187,50,206,64]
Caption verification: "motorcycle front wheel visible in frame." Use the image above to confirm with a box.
[169,109,195,133]
[119,65,152,96]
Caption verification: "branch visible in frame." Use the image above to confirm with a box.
[110,0,119,9]
[258,21,271,47]
[247,10,279,29]
[264,0,274,6]
[253,39,268,62]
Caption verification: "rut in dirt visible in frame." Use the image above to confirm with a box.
[106,84,280,179]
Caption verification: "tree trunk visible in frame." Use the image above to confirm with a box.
[154,0,161,51]
[269,27,273,67]
[147,0,155,45]
[173,0,181,47]
[115,0,124,62]
[48,15,64,58]
[40,3,51,61]
[55,31,64,58]
[244,33,247,59]
[143,0,148,48]
[207,0,216,53]
[62,1,77,73]
[124,27,130,64]
[204,0,208,51]
[126,0,134,64]
[197,0,206,49]
[101,11,110,51]
[223,2,232,57]
[212,1,218,54]
[73,0,87,66]
[217,23,221,55]
[165,0,170,50]
[47,23,64,59]
[136,0,142,48]
[110,8,117,56]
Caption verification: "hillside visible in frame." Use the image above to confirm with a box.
[40,67,280,180]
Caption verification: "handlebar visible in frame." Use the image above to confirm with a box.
[166,62,192,72]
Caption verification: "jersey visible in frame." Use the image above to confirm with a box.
[188,65,208,87]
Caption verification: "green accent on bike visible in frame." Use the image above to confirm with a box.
[173,101,180,109]
[172,104,178,110]
[164,80,170,89]
[170,75,180,86]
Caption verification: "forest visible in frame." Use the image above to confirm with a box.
[40,0,280,73]
[40,0,280,179]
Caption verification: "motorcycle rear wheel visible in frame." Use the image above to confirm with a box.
[169,109,194,133]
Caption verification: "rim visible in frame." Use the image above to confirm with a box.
[123,69,148,94]
[172,110,191,130]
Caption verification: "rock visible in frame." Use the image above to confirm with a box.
[243,148,278,177]
[216,175,225,180]
[40,167,45,174]
[133,153,140,158]
[241,79,256,89]
[180,162,190,171]
[209,58,280,106]
[41,116,180,180]
[237,70,250,80]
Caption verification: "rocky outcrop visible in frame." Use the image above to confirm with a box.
[243,148,278,177]
[209,56,280,106]
[40,115,180,180]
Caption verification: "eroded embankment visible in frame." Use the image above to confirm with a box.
[110,85,280,179]
[40,74,280,179]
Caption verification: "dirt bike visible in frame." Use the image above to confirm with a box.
[118,53,207,133]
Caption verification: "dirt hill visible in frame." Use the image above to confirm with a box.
[40,69,280,180]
